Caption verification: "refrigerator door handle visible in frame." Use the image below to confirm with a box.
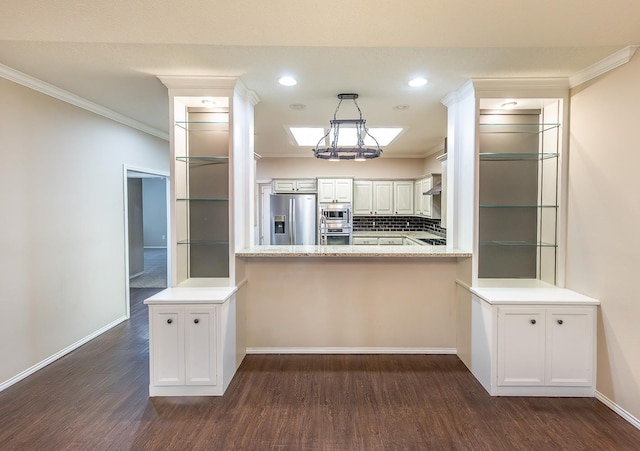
[290,198,296,244]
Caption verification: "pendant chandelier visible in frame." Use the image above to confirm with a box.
[313,93,382,161]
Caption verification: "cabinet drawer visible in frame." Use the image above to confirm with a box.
[378,237,403,245]
[353,237,378,245]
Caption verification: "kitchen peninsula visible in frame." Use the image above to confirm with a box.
[235,244,471,353]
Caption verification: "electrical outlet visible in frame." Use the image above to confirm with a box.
[162,235,165,240]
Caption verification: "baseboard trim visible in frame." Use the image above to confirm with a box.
[129,271,144,279]
[0,315,128,393]
[247,347,457,355]
[596,390,640,431]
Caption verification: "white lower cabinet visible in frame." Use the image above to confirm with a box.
[145,287,242,397]
[353,236,378,245]
[497,306,595,387]
[497,307,546,386]
[151,305,216,386]
[470,286,598,397]
[378,237,403,245]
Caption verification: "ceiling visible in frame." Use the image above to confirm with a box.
[1,1,638,158]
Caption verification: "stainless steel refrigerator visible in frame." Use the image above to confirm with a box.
[270,194,317,245]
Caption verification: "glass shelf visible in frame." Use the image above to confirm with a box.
[479,123,560,134]
[479,204,558,209]
[176,156,229,166]
[479,152,559,161]
[175,119,229,131]
[479,241,557,247]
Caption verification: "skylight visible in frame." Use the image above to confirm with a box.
[289,127,402,147]
[289,127,327,146]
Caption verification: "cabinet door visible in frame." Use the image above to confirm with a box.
[546,307,595,386]
[185,306,217,386]
[334,179,353,203]
[497,307,545,386]
[353,181,373,215]
[273,180,296,193]
[317,179,336,203]
[296,179,317,193]
[373,181,393,215]
[394,181,414,215]
[414,181,423,215]
[422,178,432,217]
[150,307,185,386]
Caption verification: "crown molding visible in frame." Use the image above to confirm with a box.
[246,90,261,106]
[0,63,169,141]
[570,45,639,88]
[471,77,570,97]
[441,80,474,107]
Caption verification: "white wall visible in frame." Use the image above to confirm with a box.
[567,53,640,422]
[142,177,168,248]
[256,156,427,180]
[0,76,168,386]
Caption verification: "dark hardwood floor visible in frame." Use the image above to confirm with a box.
[1,288,639,450]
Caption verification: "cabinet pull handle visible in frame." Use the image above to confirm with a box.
[530,319,536,325]
[194,318,200,324]
[557,319,563,325]
[167,318,173,324]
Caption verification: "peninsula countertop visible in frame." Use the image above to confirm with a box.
[235,244,471,258]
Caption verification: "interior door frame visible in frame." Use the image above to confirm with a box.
[123,164,170,319]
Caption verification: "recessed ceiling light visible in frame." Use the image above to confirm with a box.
[278,76,297,87]
[289,103,306,110]
[501,100,518,109]
[393,104,410,111]
[408,77,428,87]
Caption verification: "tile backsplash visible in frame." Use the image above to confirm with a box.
[353,216,446,237]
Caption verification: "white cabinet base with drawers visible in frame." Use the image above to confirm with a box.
[144,287,244,397]
[469,283,599,397]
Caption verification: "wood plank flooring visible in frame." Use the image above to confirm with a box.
[0,287,639,450]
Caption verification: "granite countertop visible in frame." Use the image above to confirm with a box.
[236,244,470,258]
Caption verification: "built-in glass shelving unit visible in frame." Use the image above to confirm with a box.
[175,110,230,279]
[477,108,560,283]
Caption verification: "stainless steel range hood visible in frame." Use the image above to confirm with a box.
[423,183,441,195]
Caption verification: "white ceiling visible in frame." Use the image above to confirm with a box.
[1,0,638,158]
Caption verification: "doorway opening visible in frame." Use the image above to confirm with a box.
[124,167,170,318]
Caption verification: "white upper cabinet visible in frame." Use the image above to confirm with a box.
[353,180,374,214]
[273,179,317,193]
[393,181,414,215]
[372,181,393,215]
[318,178,353,203]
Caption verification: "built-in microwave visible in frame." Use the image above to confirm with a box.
[319,204,353,245]
[319,203,352,223]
